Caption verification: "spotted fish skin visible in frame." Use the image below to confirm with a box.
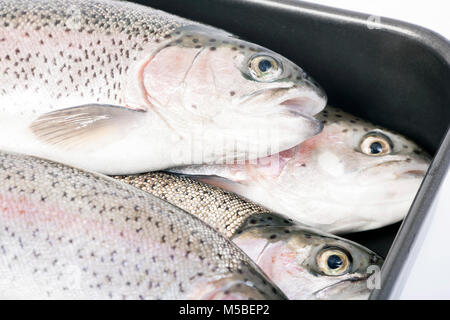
[0,0,186,111]
[0,0,181,117]
[115,172,384,300]
[0,151,285,300]
[116,172,271,238]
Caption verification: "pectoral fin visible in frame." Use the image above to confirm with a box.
[30,104,145,150]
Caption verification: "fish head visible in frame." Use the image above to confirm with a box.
[232,215,383,300]
[142,25,326,163]
[275,107,432,231]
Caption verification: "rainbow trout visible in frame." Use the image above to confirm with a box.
[116,172,383,300]
[0,0,326,175]
[0,151,285,300]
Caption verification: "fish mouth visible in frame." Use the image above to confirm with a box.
[240,86,326,118]
[278,90,327,118]
[276,90,327,136]
[237,87,326,138]
[278,96,326,136]
[280,95,323,117]
[360,160,429,180]
[312,275,371,300]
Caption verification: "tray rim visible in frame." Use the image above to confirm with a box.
[258,0,450,61]
[263,0,450,299]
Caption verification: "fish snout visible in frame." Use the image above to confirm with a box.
[359,155,430,181]
[272,86,326,143]
[279,85,327,118]
[290,113,324,139]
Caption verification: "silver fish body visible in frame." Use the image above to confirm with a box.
[116,172,383,300]
[0,0,326,175]
[0,151,285,300]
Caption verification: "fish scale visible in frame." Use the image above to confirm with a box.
[0,151,285,299]
[116,172,272,238]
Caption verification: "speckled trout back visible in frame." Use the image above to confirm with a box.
[116,172,274,238]
[0,0,186,112]
[0,151,285,300]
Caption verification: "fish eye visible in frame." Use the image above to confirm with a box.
[316,247,351,276]
[360,131,393,156]
[248,55,283,82]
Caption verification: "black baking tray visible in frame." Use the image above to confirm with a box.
[135,0,450,298]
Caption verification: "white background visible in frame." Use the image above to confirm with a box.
[301,0,450,299]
